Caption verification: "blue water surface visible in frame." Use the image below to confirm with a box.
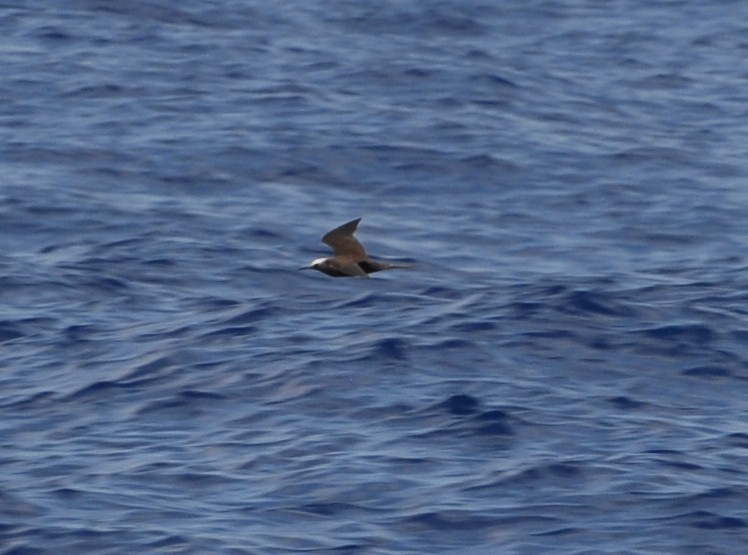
[2,1,748,554]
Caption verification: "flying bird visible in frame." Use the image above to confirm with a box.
[301,218,409,277]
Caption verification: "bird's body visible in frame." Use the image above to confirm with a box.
[302,218,408,278]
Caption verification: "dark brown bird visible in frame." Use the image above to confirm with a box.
[300,218,409,277]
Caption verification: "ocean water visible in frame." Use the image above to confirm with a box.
[2,1,748,553]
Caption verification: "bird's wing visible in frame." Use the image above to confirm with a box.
[322,218,367,258]
[331,259,369,277]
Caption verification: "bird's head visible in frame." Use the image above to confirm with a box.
[299,257,330,272]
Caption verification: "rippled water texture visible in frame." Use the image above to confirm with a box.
[2,1,748,554]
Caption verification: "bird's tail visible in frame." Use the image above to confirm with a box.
[368,260,412,272]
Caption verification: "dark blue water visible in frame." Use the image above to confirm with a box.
[3,1,748,553]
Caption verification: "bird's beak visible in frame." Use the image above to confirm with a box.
[298,266,312,271]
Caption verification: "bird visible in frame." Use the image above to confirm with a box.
[300,218,409,277]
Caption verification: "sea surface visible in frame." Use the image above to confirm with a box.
[2,1,748,554]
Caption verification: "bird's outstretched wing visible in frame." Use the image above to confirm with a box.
[322,218,367,258]
[327,259,369,277]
